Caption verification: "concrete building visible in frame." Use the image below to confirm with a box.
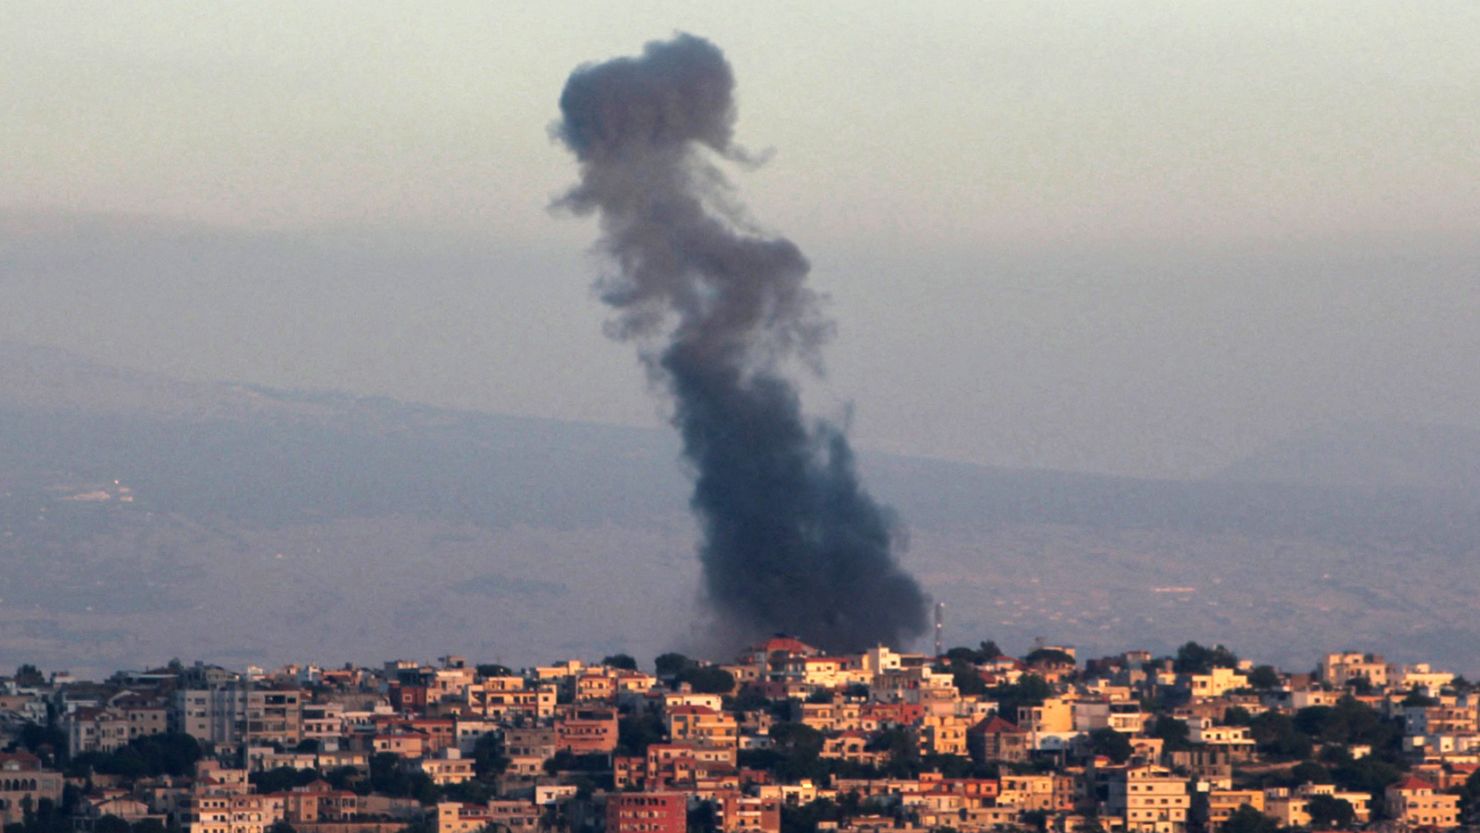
[1103,765,1190,833]
[1319,653,1388,688]
[0,753,64,827]
[605,792,686,833]
[1385,776,1461,829]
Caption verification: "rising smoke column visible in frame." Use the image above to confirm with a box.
[555,33,926,651]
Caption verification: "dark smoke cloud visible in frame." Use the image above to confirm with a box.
[556,33,926,652]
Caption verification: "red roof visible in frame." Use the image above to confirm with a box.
[0,751,44,770]
[754,636,818,655]
[1393,776,1436,792]
[970,716,1024,735]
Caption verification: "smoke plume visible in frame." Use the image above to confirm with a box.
[555,33,926,651]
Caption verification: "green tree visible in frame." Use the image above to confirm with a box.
[1289,761,1331,785]
[1331,756,1403,796]
[1460,769,1480,822]
[1023,648,1075,667]
[1223,805,1277,833]
[780,799,842,833]
[1150,716,1193,751]
[368,752,438,803]
[1088,728,1132,764]
[1401,689,1438,707]
[617,711,666,755]
[675,666,735,694]
[1247,665,1281,690]
[945,647,982,665]
[867,726,921,778]
[324,766,360,791]
[71,733,203,778]
[687,801,718,833]
[475,664,513,679]
[1174,642,1239,674]
[1307,795,1355,829]
[1249,712,1312,760]
[250,766,320,794]
[986,675,1052,721]
[771,723,824,759]
[471,733,509,779]
[946,662,987,698]
[1223,707,1252,726]
[95,817,131,833]
[441,780,495,805]
[15,724,67,762]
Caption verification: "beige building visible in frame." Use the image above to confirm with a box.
[420,749,475,786]
[1182,668,1248,699]
[64,707,133,757]
[1018,697,1074,734]
[1207,790,1263,830]
[244,688,303,746]
[998,774,1058,812]
[668,705,738,747]
[1385,776,1461,829]
[0,753,64,827]
[1319,652,1388,688]
[799,701,863,733]
[918,714,969,757]
[463,678,556,721]
[1103,765,1190,833]
[435,801,539,833]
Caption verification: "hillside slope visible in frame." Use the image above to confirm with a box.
[2,343,1476,674]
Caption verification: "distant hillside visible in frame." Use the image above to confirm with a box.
[1,343,1476,675]
[1217,420,1480,495]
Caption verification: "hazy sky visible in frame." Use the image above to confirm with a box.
[3,2,1478,477]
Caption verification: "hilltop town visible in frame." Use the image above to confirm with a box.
[1,640,1476,833]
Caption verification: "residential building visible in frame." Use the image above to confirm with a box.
[1103,765,1190,833]
[1385,776,1461,829]
[605,792,686,833]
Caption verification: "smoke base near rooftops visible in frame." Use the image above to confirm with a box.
[555,33,926,652]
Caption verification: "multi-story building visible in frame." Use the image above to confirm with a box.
[1385,776,1461,829]
[716,791,781,833]
[667,705,738,747]
[1017,697,1074,734]
[918,714,969,757]
[462,678,556,722]
[301,702,345,745]
[175,689,248,746]
[243,688,302,747]
[1206,790,1263,830]
[1319,653,1389,688]
[998,774,1059,812]
[967,716,1029,763]
[605,792,686,833]
[557,706,619,754]
[63,707,132,757]
[0,753,64,827]
[435,801,540,833]
[1103,765,1190,833]
[419,749,475,786]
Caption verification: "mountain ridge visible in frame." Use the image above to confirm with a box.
[1,342,1476,675]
